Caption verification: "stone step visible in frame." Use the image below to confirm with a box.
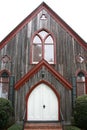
[24,122,62,130]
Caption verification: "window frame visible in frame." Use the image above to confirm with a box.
[76,70,87,97]
[30,29,56,64]
[0,70,10,99]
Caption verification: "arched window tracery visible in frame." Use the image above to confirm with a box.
[31,29,56,64]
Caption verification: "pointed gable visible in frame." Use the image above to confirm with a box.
[0,2,87,50]
[15,59,72,90]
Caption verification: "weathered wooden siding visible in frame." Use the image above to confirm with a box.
[15,67,71,122]
[0,9,87,123]
[0,10,86,83]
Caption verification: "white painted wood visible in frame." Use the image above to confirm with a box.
[27,83,58,121]
[0,83,2,97]
[0,78,2,97]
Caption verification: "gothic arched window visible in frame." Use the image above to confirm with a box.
[31,29,56,64]
[0,71,9,99]
[77,71,86,96]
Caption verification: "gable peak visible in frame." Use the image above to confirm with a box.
[15,59,72,90]
[40,2,48,6]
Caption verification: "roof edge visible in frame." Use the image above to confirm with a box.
[43,3,87,50]
[15,60,72,90]
[0,2,45,49]
[0,2,87,50]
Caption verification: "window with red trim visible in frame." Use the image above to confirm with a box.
[0,71,9,99]
[32,30,55,64]
[76,72,86,96]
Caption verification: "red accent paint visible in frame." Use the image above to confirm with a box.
[15,59,72,90]
[85,74,87,94]
[75,69,87,77]
[0,69,11,76]
[26,80,60,120]
[30,28,56,64]
[0,2,87,51]
[76,70,87,95]
[44,4,87,50]
[0,4,44,50]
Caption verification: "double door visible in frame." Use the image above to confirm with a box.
[27,83,58,121]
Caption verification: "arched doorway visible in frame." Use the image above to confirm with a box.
[26,82,59,121]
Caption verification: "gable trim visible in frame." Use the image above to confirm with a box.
[30,28,56,64]
[43,3,87,50]
[0,2,87,50]
[15,60,72,90]
[0,3,44,49]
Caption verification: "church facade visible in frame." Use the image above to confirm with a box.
[0,2,87,124]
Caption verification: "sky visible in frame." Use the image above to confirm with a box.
[0,0,87,42]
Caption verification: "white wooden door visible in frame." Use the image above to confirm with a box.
[27,83,58,121]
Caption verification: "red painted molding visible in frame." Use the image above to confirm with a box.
[43,3,87,50]
[86,74,87,94]
[15,59,72,90]
[0,69,11,76]
[0,3,44,50]
[76,69,87,94]
[25,80,60,120]
[30,28,56,64]
[26,80,60,101]
[75,69,87,77]
[0,2,87,51]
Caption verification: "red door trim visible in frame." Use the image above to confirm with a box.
[26,80,60,121]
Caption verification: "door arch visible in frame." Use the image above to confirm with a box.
[26,81,60,121]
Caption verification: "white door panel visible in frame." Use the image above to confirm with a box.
[27,83,58,121]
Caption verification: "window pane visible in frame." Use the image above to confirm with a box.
[2,83,8,99]
[77,72,85,81]
[32,30,55,64]
[32,45,42,62]
[39,31,48,39]
[45,36,53,44]
[0,83,2,97]
[33,36,41,43]
[1,72,9,77]
[0,82,8,99]
[40,14,47,20]
[44,45,54,62]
